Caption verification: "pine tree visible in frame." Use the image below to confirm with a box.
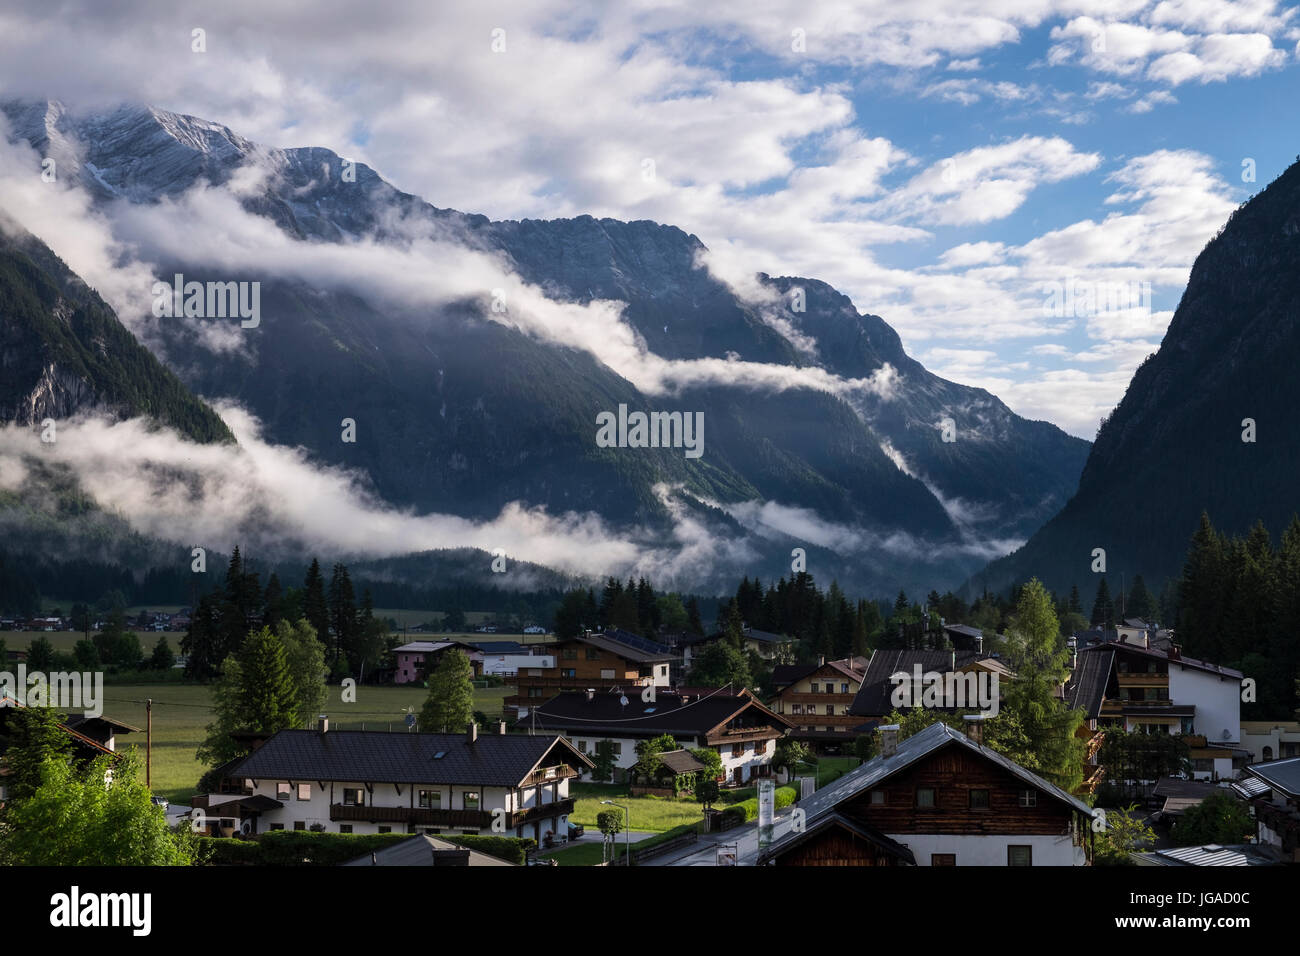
[1090,578,1115,629]
[301,559,330,655]
[328,563,358,668]
[1068,584,1082,615]
[685,596,704,635]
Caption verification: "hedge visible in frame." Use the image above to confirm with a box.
[719,786,797,826]
[198,831,411,866]
[443,835,536,865]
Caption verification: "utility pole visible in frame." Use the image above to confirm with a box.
[146,698,153,788]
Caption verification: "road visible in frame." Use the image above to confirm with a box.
[644,808,797,866]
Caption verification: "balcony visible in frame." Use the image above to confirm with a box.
[329,804,491,828]
[509,797,576,828]
[1116,673,1169,687]
[521,765,579,788]
[781,692,857,704]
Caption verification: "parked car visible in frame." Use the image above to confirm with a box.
[568,823,584,840]
[150,795,169,812]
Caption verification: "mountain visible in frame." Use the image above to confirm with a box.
[0,212,230,442]
[973,158,1300,600]
[1,100,1091,594]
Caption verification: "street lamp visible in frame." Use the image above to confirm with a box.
[600,799,632,866]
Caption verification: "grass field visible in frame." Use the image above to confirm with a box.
[567,781,764,834]
[100,682,512,804]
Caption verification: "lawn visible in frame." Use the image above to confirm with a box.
[99,682,512,804]
[565,781,758,834]
[811,756,862,787]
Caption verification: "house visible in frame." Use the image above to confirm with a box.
[1068,637,1247,781]
[0,699,136,803]
[1133,843,1279,866]
[629,749,707,796]
[527,688,794,786]
[757,719,1095,866]
[677,625,797,678]
[767,657,868,751]
[1242,755,1300,862]
[342,832,515,866]
[196,719,593,844]
[392,641,484,684]
[473,641,556,678]
[1241,720,1300,764]
[847,649,1013,723]
[507,628,675,716]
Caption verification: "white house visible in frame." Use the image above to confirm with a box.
[527,689,794,786]
[195,720,592,844]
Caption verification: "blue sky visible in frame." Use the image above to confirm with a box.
[1,0,1298,437]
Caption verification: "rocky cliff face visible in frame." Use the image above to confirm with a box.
[974,158,1300,598]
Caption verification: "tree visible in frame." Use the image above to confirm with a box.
[656,594,689,633]
[685,597,705,635]
[149,636,176,671]
[27,636,55,670]
[772,737,812,777]
[690,746,722,783]
[591,739,618,782]
[73,637,99,671]
[417,649,475,732]
[1094,804,1155,866]
[696,777,720,810]
[852,733,875,763]
[1126,575,1157,621]
[1,752,196,865]
[1173,792,1254,847]
[197,626,300,768]
[277,619,328,724]
[686,641,751,690]
[1,704,72,805]
[328,563,358,668]
[998,578,1085,791]
[1090,578,1115,629]
[442,607,467,633]
[301,559,331,654]
[631,733,679,783]
[552,590,590,640]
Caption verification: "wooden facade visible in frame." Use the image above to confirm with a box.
[508,636,664,710]
[838,745,1080,839]
[771,828,906,866]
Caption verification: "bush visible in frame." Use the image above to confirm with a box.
[443,834,535,865]
[257,830,411,865]
[719,786,796,826]
[197,836,262,865]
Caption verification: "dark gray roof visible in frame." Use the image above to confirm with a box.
[529,690,792,737]
[658,749,707,774]
[570,630,676,663]
[848,649,1000,717]
[227,730,591,787]
[342,833,514,867]
[788,720,1093,826]
[1087,640,1243,680]
[1066,646,1114,719]
[474,641,530,654]
[1246,756,1300,799]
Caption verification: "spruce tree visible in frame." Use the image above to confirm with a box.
[302,559,330,655]
[418,649,475,733]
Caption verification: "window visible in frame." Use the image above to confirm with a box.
[378,826,392,834]
[418,789,441,809]
[577,740,589,753]
[809,683,819,693]
[276,782,290,800]
[870,790,885,805]
[600,669,616,679]
[755,740,768,755]
[343,788,364,806]
[1193,758,1213,772]
[562,668,576,678]
[339,825,353,834]
[609,742,622,756]
[296,783,311,801]
[916,788,935,808]
[1019,790,1037,808]
[931,854,956,866]
[586,648,600,660]
[969,789,990,809]
[269,823,284,831]
[840,683,849,694]
[824,684,833,694]
[528,687,545,698]
[293,821,305,831]
[562,648,578,660]
[1008,845,1033,867]
[791,703,802,715]
[463,791,480,810]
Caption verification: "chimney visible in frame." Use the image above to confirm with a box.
[1168,645,1181,661]
[318,715,329,734]
[818,655,825,666]
[497,720,508,735]
[467,722,478,744]
[879,724,899,757]
[964,714,985,746]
